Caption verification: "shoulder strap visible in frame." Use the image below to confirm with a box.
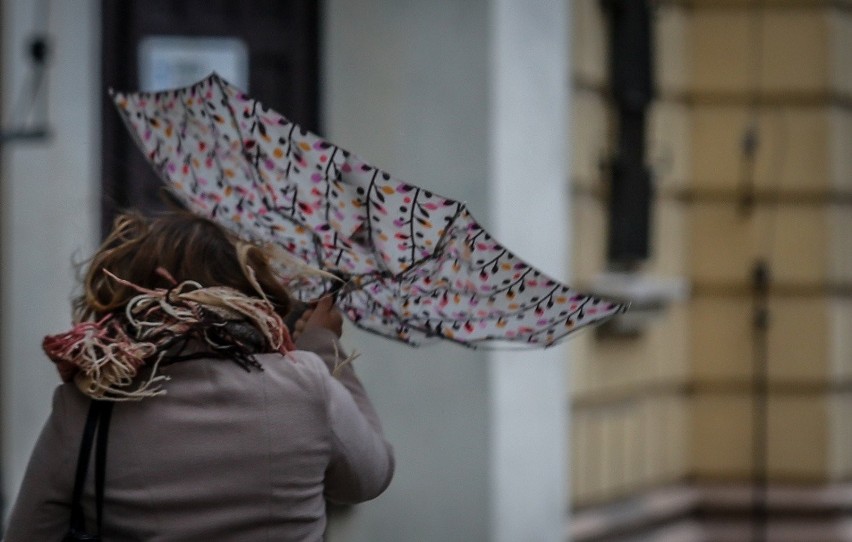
[69,401,100,534]
[94,402,114,533]
[68,400,113,538]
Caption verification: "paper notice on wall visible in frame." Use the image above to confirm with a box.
[138,36,249,93]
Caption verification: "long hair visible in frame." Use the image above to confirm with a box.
[74,212,292,321]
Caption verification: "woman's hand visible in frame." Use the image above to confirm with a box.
[293,296,343,340]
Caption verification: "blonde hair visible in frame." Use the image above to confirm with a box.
[75,212,292,321]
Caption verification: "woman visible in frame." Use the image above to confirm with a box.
[4,212,394,541]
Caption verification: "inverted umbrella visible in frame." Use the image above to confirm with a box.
[112,73,627,347]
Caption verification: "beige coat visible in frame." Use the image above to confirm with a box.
[4,328,394,541]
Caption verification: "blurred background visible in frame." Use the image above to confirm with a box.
[1,1,851,541]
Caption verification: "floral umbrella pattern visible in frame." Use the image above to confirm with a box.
[112,73,627,347]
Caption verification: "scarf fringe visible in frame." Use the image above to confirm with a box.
[44,275,295,401]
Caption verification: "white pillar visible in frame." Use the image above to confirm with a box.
[488,1,571,540]
[324,2,493,539]
[1,0,101,516]
[325,1,572,540]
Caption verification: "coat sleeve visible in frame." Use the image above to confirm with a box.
[4,386,76,542]
[294,328,395,504]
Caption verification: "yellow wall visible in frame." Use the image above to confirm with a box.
[569,0,852,508]
[569,0,692,506]
[688,0,852,483]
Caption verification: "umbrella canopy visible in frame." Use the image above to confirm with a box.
[112,73,627,347]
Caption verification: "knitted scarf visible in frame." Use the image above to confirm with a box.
[43,275,295,401]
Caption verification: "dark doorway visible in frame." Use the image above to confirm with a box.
[100,0,321,236]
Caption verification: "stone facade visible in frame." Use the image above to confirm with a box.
[569,1,852,539]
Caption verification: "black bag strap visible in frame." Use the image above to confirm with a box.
[94,401,113,533]
[68,400,113,539]
[69,401,100,534]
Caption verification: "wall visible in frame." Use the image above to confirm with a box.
[1,0,100,515]
[322,2,491,539]
[0,2,574,539]
[568,0,692,509]
[688,3,852,539]
[323,1,571,540]
[569,0,852,540]
[688,0,852,487]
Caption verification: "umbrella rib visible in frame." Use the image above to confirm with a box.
[409,188,419,265]
[210,74,261,189]
[290,185,299,218]
[175,91,205,204]
[333,233,346,268]
[323,147,339,225]
[364,170,377,247]
[363,171,393,276]
[284,122,297,159]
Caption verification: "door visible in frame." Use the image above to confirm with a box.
[100,0,321,235]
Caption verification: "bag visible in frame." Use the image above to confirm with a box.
[64,400,113,541]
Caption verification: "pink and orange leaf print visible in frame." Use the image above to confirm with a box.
[113,73,627,348]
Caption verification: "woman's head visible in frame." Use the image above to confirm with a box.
[76,212,291,320]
